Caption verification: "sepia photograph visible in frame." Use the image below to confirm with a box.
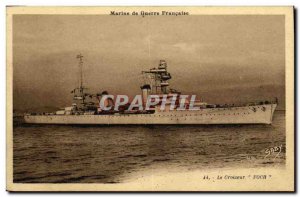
[6,6,294,191]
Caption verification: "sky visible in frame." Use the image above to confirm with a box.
[13,15,285,111]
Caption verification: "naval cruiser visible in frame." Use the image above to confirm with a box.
[24,54,277,125]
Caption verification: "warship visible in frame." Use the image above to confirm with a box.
[24,54,277,125]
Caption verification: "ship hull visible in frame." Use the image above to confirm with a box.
[24,104,277,125]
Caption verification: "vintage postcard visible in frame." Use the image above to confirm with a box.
[6,6,294,191]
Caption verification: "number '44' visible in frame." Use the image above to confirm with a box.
[203,175,209,180]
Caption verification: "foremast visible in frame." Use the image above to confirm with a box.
[71,54,88,105]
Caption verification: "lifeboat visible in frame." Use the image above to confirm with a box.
[73,96,83,100]
[149,68,166,73]
[160,82,169,86]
